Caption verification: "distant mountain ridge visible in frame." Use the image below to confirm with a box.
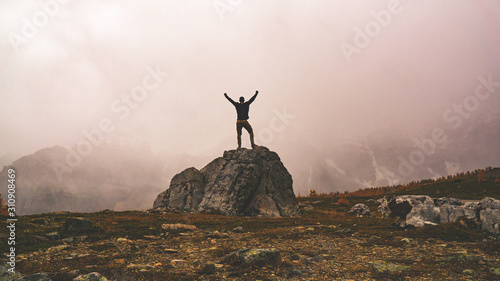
[0,144,165,215]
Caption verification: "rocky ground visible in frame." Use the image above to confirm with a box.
[2,197,500,281]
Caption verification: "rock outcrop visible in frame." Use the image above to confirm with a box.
[379,195,500,233]
[153,146,299,217]
[349,203,371,216]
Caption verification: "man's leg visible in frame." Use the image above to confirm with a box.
[243,121,256,149]
[236,122,243,149]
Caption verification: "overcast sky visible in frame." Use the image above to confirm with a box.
[1,0,500,158]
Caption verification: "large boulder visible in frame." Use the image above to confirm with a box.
[153,146,299,217]
[378,195,500,234]
[379,195,435,219]
[480,209,500,234]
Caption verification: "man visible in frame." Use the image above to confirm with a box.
[224,91,259,149]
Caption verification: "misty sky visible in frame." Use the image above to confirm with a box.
[1,0,500,158]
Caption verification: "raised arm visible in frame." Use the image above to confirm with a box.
[247,90,259,104]
[224,93,237,105]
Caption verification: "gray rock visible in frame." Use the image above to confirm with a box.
[481,197,500,210]
[491,267,500,276]
[463,201,481,220]
[73,272,108,280]
[64,218,93,232]
[225,248,281,266]
[348,203,371,216]
[17,272,52,281]
[232,226,245,233]
[406,205,440,227]
[440,205,466,223]
[153,146,299,217]
[379,195,434,219]
[381,195,439,227]
[46,232,60,241]
[153,167,204,211]
[480,209,500,234]
[434,197,462,207]
[462,269,475,276]
[372,261,410,273]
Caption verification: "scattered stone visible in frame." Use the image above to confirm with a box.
[232,226,245,233]
[17,272,52,281]
[349,203,371,216]
[164,249,179,253]
[32,235,49,242]
[116,238,133,243]
[46,244,70,252]
[198,262,216,275]
[290,254,300,261]
[127,263,152,270]
[46,232,60,241]
[225,248,281,266]
[207,230,230,239]
[490,267,500,276]
[300,204,314,211]
[73,272,108,280]
[32,218,48,224]
[153,146,300,217]
[372,261,410,273]
[462,269,475,276]
[401,238,412,244]
[62,237,74,243]
[64,218,93,232]
[336,228,353,234]
[162,223,197,231]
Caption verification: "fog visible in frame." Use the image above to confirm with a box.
[1,1,500,189]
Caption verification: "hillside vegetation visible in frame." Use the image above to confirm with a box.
[304,167,500,201]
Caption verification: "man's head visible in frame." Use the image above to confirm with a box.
[239,97,245,103]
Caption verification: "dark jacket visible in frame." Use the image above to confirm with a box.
[225,93,258,120]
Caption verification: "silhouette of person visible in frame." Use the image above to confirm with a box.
[224,91,258,149]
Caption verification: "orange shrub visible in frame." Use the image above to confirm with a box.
[337,198,350,206]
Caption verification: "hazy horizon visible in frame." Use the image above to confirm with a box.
[2,1,500,187]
